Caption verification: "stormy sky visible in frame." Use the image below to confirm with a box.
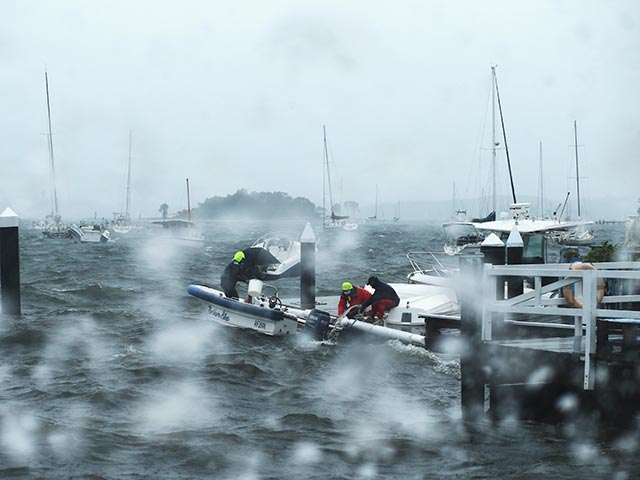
[1,0,638,221]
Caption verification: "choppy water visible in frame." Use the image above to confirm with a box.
[1,219,638,479]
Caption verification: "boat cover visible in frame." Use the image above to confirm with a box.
[244,247,281,266]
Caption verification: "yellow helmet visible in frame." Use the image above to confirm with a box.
[341,281,353,292]
[233,251,245,262]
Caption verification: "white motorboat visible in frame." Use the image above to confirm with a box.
[245,233,302,280]
[378,283,459,329]
[406,251,458,287]
[69,221,111,243]
[69,224,111,243]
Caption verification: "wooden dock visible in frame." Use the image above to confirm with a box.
[456,256,640,426]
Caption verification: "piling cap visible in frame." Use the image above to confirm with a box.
[506,226,524,247]
[481,232,504,247]
[300,222,316,243]
[0,207,19,228]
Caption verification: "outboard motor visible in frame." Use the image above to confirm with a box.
[304,309,331,341]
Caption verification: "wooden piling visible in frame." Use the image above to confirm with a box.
[300,222,316,310]
[506,226,524,298]
[0,208,21,315]
[458,253,485,421]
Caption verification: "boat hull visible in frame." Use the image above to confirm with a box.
[70,225,110,243]
[187,285,299,336]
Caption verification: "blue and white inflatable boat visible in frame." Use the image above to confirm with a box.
[187,284,302,336]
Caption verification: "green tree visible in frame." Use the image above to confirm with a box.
[159,203,169,219]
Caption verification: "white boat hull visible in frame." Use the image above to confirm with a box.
[382,283,459,327]
[70,225,110,243]
[113,224,132,234]
[188,285,299,336]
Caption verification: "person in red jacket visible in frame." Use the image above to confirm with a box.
[338,281,372,318]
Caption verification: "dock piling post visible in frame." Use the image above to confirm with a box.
[481,233,506,340]
[300,222,316,310]
[459,253,485,421]
[481,232,506,300]
[506,226,524,298]
[0,208,21,315]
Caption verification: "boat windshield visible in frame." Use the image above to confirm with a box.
[523,233,545,263]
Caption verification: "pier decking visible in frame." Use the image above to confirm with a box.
[456,257,640,426]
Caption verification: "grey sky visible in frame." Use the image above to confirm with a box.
[1,0,638,221]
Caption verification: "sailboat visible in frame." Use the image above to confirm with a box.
[113,130,134,234]
[550,120,595,246]
[367,185,378,221]
[152,178,205,246]
[322,125,357,231]
[439,67,592,254]
[393,201,400,222]
[41,70,70,239]
[367,185,385,222]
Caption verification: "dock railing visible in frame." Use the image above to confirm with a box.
[480,261,640,390]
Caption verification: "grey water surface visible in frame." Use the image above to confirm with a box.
[0,220,637,479]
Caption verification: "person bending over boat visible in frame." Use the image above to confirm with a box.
[221,251,249,299]
[338,282,372,318]
[358,276,400,322]
[563,261,605,308]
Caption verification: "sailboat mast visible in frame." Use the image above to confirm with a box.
[573,120,581,218]
[125,130,132,219]
[322,125,326,225]
[323,125,335,216]
[186,178,191,221]
[492,66,517,204]
[373,185,378,219]
[452,181,456,216]
[538,141,544,217]
[491,67,497,214]
[45,70,59,219]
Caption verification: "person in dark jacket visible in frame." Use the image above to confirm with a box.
[220,251,248,299]
[338,281,372,318]
[358,276,400,321]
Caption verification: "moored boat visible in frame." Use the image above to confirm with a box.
[188,278,458,339]
[69,221,111,243]
[244,233,302,280]
[151,218,204,245]
[187,284,303,336]
[152,178,204,246]
[40,70,71,239]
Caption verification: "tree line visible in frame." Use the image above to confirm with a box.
[192,189,320,219]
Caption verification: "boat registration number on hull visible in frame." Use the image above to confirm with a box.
[254,320,266,330]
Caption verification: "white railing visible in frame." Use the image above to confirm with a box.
[480,261,640,390]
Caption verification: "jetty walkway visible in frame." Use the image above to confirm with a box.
[456,257,640,425]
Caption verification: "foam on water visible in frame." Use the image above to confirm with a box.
[0,220,637,478]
